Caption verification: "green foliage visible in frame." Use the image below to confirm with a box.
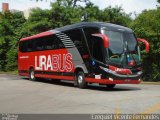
[49,2,81,27]
[22,8,51,37]
[80,2,101,21]
[0,12,14,70]
[101,6,132,26]
[0,11,26,71]
[131,9,160,81]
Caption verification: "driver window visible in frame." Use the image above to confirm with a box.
[83,27,103,62]
[92,37,103,62]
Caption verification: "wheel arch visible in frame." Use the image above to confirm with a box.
[74,65,88,74]
[29,66,34,71]
[74,67,85,75]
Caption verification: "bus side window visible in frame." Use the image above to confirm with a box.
[92,37,103,62]
[19,41,27,52]
[35,38,44,51]
[45,35,55,50]
[83,27,103,62]
[54,35,65,49]
[44,35,64,50]
[64,29,88,55]
[27,41,33,52]
[19,40,34,52]
[58,43,64,49]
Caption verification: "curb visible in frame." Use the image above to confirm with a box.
[141,82,160,85]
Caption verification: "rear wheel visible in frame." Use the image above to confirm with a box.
[106,84,116,89]
[29,68,36,81]
[76,71,87,89]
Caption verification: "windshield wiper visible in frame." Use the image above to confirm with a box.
[125,41,137,66]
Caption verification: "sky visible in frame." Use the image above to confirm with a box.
[0,0,159,18]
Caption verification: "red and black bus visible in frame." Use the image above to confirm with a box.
[18,22,149,88]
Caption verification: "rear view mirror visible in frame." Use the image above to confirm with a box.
[137,38,150,53]
[92,33,109,48]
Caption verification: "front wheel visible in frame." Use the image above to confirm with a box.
[76,71,87,89]
[106,84,116,89]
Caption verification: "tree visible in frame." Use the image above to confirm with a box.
[100,6,132,26]
[131,9,160,81]
[0,11,26,71]
[0,12,13,70]
[80,2,101,21]
[49,1,83,27]
[22,8,51,37]
[6,12,26,70]
[56,0,91,8]
[131,9,160,37]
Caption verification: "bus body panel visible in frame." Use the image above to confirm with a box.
[18,49,75,78]
[18,22,146,85]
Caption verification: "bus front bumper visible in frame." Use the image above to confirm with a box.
[85,71,142,84]
[85,77,141,84]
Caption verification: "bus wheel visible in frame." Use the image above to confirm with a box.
[29,69,36,81]
[106,84,116,89]
[76,71,87,89]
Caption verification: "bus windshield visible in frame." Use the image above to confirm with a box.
[104,30,141,66]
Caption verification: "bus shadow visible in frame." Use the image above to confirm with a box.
[87,85,141,92]
[22,77,141,92]
[23,77,74,88]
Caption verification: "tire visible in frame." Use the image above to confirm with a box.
[29,68,36,81]
[106,84,116,89]
[76,71,87,89]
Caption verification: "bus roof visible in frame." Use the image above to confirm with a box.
[20,22,133,41]
[20,31,54,41]
[55,22,132,32]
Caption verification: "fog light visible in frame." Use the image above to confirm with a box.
[109,77,113,81]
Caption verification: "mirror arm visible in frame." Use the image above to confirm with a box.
[137,38,150,53]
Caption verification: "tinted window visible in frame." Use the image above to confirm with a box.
[19,41,27,52]
[124,33,137,51]
[45,37,53,50]
[19,35,64,52]
[44,35,64,50]
[64,29,83,46]
[83,27,100,54]
[105,31,124,54]
[65,29,88,55]
[36,38,44,51]
[27,41,33,51]
[83,27,103,62]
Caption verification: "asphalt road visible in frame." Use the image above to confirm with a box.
[0,74,160,114]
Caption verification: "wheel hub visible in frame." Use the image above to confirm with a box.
[78,75,83,84]
[31,71,34,79]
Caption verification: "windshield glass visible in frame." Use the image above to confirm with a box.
[105,31,124,55]
[104,30,141,66]
[124,33,137,52]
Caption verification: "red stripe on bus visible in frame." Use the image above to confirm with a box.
[35,74,74,80]
[85,78,140,84]
[19,73,29,76]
